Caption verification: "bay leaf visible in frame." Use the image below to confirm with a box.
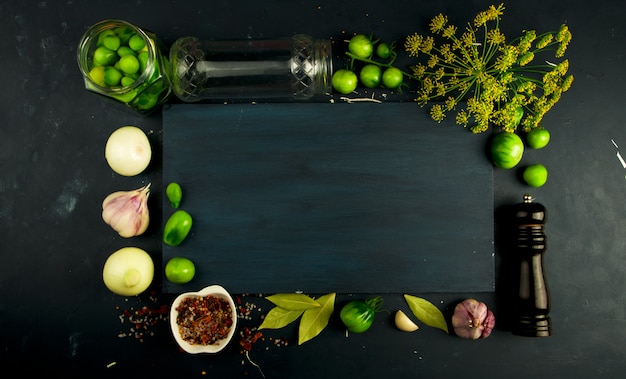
[298,293,336,345]
[265,293,321,310]
[403,294,449,334]
[258,307,305,330]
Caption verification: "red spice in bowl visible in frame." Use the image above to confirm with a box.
[170,285,237,353]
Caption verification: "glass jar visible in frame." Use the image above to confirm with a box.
[169,34,332,102]
[77,19,172,114]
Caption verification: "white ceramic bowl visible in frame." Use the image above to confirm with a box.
[169,284,238,354]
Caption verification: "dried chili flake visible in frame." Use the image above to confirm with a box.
[175,295,234,346]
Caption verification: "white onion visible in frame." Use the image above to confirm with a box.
[105,126,152,176]
[102,247,154,296]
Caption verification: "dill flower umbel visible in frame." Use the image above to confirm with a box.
[404,3,573,133]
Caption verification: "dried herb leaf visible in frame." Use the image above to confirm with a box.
[298,293,336,345]
[403,294,449,333]
[265,293,321,310]
[258,307,305,330]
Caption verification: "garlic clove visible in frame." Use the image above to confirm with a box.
[451,298,495,339]
[395,310,419,332]
[102,183,150,237]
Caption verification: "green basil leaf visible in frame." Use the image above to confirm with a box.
[258,307,305,330]
[298,293,336,345]
[265,293,321,310]
[404,294,449,334]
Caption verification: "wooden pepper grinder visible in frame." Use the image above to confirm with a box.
[512,194,551,337]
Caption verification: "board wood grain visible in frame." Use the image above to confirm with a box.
[162,103,494,294]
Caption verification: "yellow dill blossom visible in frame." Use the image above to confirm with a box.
[485,3,505,21]
[436,81,446,97]
[435,67,446,81]
[440,44,456,64]
[487,29,506,45]
[518,51,534,66]
[416,92,430,105]
[430,104,446,122]
[456,109,469,126]
[536,33,553,49]
[445,96,457,110]
[427,55,439,68]
[397,4,572,133]
[422,77,434,94]
[474,11,490,28]
[430,14,448,34]
[494,45,518,72]
[561,74,574,92]
[556,59,569,75]
[517,30,536,54]
[421,36,434,53]
[411,63,427,79]
[499,71,514,85]
[443,25,457,39]
[516,81,536,94]
[556,26,572,57]
[405,33,422,57]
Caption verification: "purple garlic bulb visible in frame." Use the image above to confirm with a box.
[451,299,495,339]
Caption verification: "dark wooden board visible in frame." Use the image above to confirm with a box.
[162,103,494,294]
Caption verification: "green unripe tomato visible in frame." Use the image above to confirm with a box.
[376,42,391,59]
[166,182,183,208]
[523,163,548,187]
[526,128,551,149]
[340,300,376,333]
[93,46,118,66]
[129,34,146,51]
[119,55,140,75]
[348,34,374,59]
[121,76,136,87]
[103,66,123,86]
[102,35,121,51]
[165,257,196,284]
[332,69,358,94]
[382,67,403,89]
[359,64,382,88]
[117,46,137,57]
[163,210,193,246]
[89,65,106,87]
[490,132,524,169]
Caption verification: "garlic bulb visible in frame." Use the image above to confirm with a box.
[451,298,495,339]
[102,183,150,237]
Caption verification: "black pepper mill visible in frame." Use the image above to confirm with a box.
[512,194,551,337]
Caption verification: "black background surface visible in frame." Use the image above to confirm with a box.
[1,0,625,377]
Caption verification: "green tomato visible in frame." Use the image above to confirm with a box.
[166,182,183,208]
[523,164,548,187]
[510,106,524,128]
[376,42,391,59]
[340,300,375,333]
[119,55,140,75]
[339,297,384,333]
[165,257,196,284]
[491,132,524,169]
[102,35,121,51]
[382,67,403,89]
[103,66,123,86]
[332,69,358,94]
[348,34,374,59]
[359,64,382,88]
[163,210,193,246]
[89,65,106,87]
[93,46,118,66]
[129,34,146,51]
[526,128,550,149]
